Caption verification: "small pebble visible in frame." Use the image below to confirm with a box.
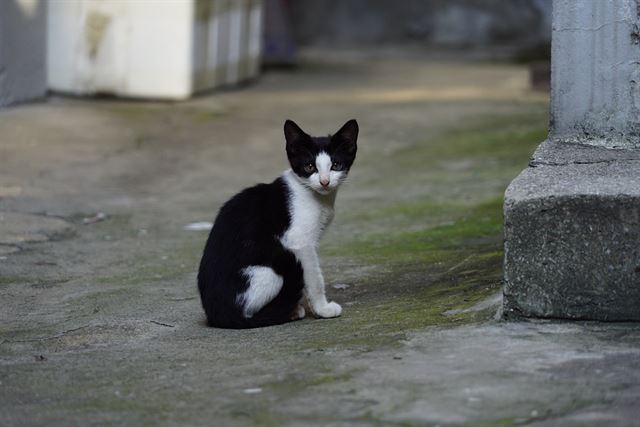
[83,212,108,225]
[183,221,213,231]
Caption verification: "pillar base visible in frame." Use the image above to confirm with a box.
[503,140,640,321]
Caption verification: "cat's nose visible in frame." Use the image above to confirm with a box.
[320,177,330,187]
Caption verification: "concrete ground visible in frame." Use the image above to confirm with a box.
[1,55,639,426]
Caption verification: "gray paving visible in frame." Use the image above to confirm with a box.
[1,55,638,426]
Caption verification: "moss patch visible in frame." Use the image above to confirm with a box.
[388,113,547,170]
[181,107,229,123]
[327,198,503,264]
[93,237,201,288]
[303,250,503,351]
[0,275,31,286]
[306,113,548,350]
[353,111,547,208]
[106,103,228,124]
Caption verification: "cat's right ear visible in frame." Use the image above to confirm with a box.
[284,120,310,151]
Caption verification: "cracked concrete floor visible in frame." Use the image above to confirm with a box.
[1,56,639,426]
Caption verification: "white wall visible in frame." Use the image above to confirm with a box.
[48,0,195,99]
[47,0,262,100]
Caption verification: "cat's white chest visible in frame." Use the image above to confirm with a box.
[280,171,335,250]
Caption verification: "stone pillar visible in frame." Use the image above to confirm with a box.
[503,0,640,320]
[551,0,640,149]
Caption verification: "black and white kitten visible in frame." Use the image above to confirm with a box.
[198,119,358,328]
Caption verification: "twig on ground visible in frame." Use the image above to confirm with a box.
[150,320,175,328]
[166,296,197,301]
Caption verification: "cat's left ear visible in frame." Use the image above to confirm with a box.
[332,119,358,154]
[284,120,310,144]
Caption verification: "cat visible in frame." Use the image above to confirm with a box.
[198,119,358,328]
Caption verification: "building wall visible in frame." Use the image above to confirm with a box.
[288,0,551,49]
[0,0,47,108]
[47,0,262,100]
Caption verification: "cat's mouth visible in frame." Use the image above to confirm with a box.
[317,186,333,194]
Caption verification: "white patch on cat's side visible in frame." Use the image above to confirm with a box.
[237,266,283,318]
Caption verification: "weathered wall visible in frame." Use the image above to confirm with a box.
[550,0,640,149]
[47,0,261,100]
[48,1,195,99]
[287,0,551,49]
[0,0,47,108]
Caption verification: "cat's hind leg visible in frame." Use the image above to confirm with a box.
[290,303,306,321]
[237,266,283,319]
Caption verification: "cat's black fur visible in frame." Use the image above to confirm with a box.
[198,177,303,328]
[198,119,358,329]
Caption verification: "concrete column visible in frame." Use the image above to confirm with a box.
[503,0,640,320]
[0,0,47,108]
[550,0,640,149]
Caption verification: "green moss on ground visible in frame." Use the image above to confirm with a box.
[306,113,548,349]
[0,275,30,286]
[301,250,503,350]
[181,107,229,123]
[106,104,154,120]
[328,198,503,264]
[387,113,547,170]
[355,112,547,203]
[106,103,228,124]
[263,370,354,396]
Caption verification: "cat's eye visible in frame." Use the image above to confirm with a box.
[303,163,316,173]
[331,162,343,171]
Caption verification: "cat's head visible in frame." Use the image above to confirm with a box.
[284,119,358,195]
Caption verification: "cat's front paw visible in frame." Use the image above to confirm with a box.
[313,301,342,318]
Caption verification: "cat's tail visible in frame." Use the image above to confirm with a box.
[204,299,296,329]
[206,313,291,329]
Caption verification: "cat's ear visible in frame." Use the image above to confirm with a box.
[284,120,310,151]
[332,119,358,153]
